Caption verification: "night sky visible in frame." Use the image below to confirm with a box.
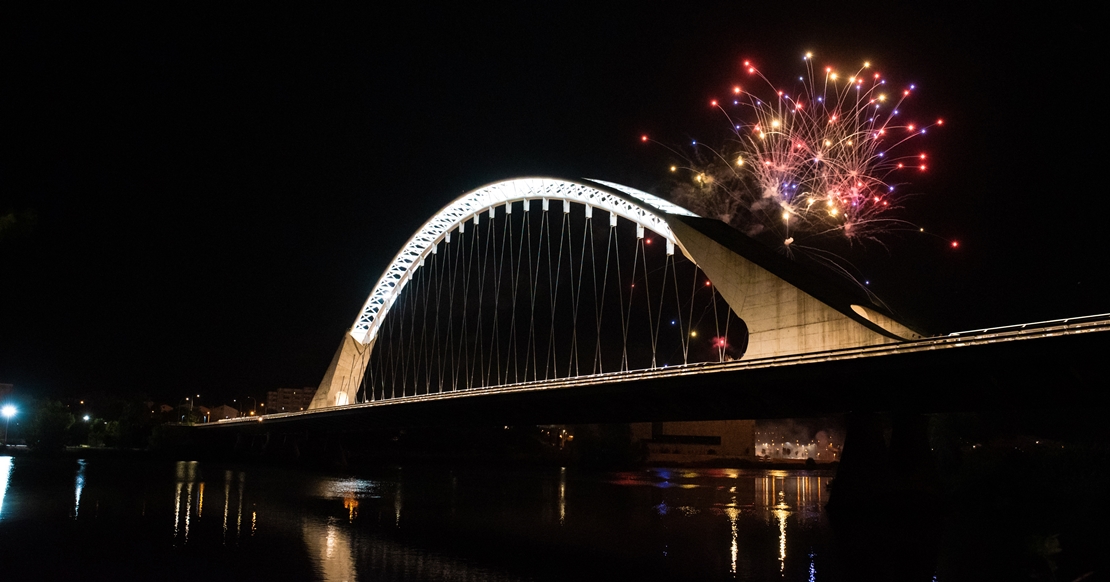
[3,4,1106,406]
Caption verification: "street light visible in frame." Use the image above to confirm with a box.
[2,405,16,445]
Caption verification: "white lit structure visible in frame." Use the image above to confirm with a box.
[309,177,920,410]
[349,178,696,347]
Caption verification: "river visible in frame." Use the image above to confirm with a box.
[0,452,1100,580]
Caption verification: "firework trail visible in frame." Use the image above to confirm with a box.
[651,53,944,253]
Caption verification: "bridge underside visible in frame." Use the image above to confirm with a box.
[229,330,1106,433]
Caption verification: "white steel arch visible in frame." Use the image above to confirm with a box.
[349,177,697,346]
[309,175,919,410]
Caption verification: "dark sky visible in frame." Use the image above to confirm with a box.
[2,4,1106,405]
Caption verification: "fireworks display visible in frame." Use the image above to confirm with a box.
[653,53,944,253]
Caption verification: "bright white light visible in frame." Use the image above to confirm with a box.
[1,405,15,419]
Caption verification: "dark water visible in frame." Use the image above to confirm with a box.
[0,453,1101,581]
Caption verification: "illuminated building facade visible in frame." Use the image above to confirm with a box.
[209,404,239,420]
[266,387,316,413]
[754,419,843,462]
[631,420,756,462]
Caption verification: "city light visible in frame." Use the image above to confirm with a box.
[2,405,16,445]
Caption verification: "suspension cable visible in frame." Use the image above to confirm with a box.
[545,209,568,380]
[568,208,589,377]
[621,231,638,372]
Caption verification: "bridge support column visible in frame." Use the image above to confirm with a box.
[310,333,372,409]
[664,217,921,359]
[827,411,941,515]
[826,412,944,580]
[300,430,349,469]
[826,412,888,511]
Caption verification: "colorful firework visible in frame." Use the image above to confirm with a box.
[654,53,943,252]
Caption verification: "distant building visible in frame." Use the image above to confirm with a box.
[210,404,239,420]
[753,418,844,462]
[631,420,756,463]
[0,383,13,401]
[266,387,316,413]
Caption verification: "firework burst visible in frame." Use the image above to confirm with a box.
[658,53,943,252]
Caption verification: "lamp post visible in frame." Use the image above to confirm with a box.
[2,405,16,446]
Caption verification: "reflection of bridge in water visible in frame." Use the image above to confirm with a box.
[158,462,839,577]
[166,460,526,581]
[162,460,837,581]
[213,177,1108,429]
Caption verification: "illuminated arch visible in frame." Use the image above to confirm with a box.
[308,176,919,410]
[349,177,697,346]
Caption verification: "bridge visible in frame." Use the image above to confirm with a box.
[214,177,1109,431]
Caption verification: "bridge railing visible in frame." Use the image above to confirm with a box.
[945,313,1110,338]
[213,314,1110,424]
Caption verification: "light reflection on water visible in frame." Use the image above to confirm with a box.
[73,458,86,518]
[0,457,840,581]
[0,456,12,519]
[609,466,832,579]
[302,518,357,582]
[558,466,566,525]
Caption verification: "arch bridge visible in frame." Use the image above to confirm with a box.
[305,177,922,411]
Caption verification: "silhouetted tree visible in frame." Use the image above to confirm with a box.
[88,419,120,447]
[116,394,155,447]
[0,209,37,242]
[67,418,91,445]
[28,399,74,452]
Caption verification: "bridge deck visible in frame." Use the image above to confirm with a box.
[211,314,1110,430]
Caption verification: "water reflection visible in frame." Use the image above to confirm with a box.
[243,463,828,578]
[317,474,379,527]
[73,458,86,518]
[1,454,1097,580]
[0,458,846,581]
[726,503,739,574]
[237,471,245,540]
[173,460,199,543]
[606,467,833,579]
[222,470,231,542]
[0,456,11,519]
[219,469,248,544]
[558,466,566,525]
[318,475,381,499]
[394,480,402,527]
[302,518,357,582]
[775,503,789,572]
